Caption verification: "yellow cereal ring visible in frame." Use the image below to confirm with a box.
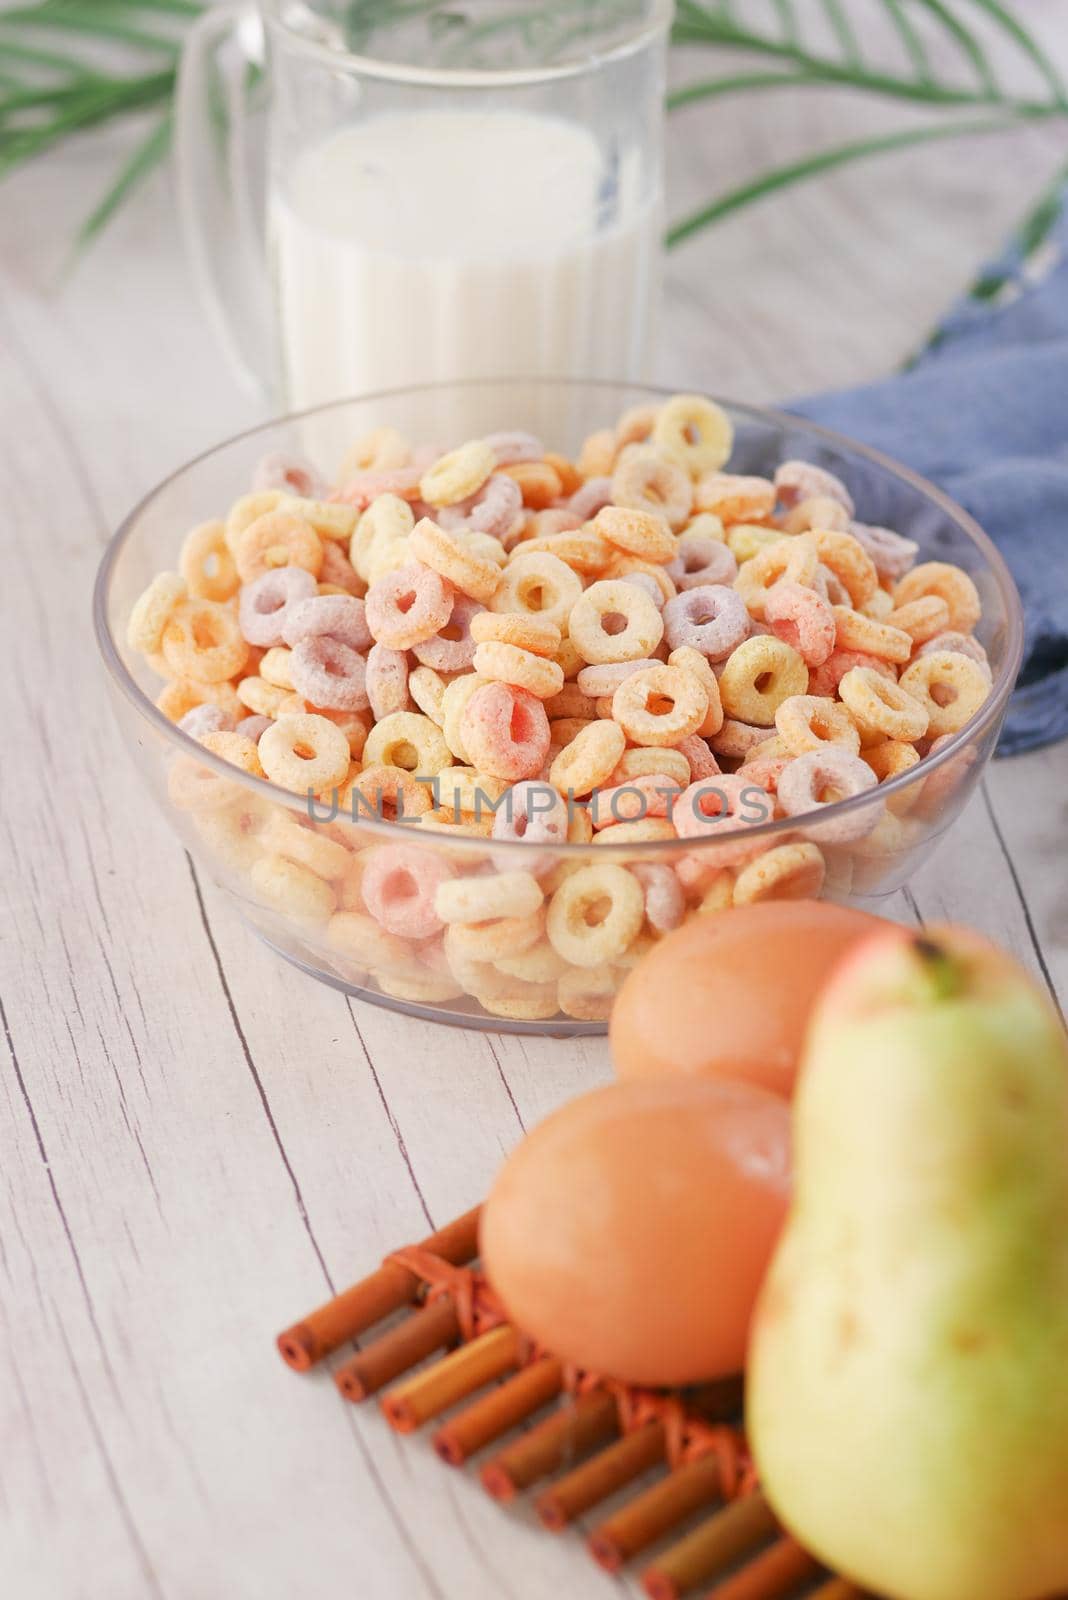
[161,598,249,683]
[478,985,561,1022]
[493,551,583,629]
[441,673,486,764]
[180,521,239,602]
[327,910,410,977]
[470,611,561,656]
[592,819,678,846]
[733,534,817,620]
[610,745,692,788]
[472,640,565,700]
[577,428,618,478]
[893,561,981,633]
[278,495,357,542]
[780,495,851,535]
[732,843,825,905]
[774,694,861,756]
[237,676,289,718]
[652,394,733,477]
[718,637,808,726]
[193,793,269,873]
[250,853,337,925]
[236,510,323,585]
[167,752,244,813]
[860,586,895,621]
[351,493,414,583]
[592,505,676,564]
[568,579,664,665]
[811,528,878,608]
[225,490,283,554]
[363,710,453,776]
[435,871,544,926]
[557,965,617,1022]
[898,649,991,736]
[832,605,913,663]
[694,473,775,524]
[260,809,351,879]
[259,713,351,795]
[496,941,570,984]
[409,517,501,604]
[727,524,783,564]
[408,664,448,726]
[838,665,929,743]
[420,440,496,507]
[616,403,659,449]
[547,863,644,968]
[127,572,187,654]
[259,646,295,689]
[338,426,411,481]
[667,645,724,737]
[549,720,625,797]
[612,663,708,746]
[445,907,546,963]
[611,448,693,531]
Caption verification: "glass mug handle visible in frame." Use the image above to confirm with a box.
[174,1,276,400]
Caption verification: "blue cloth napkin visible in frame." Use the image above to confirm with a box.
[792,184,1068,754]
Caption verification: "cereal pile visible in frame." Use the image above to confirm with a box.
[126,394,994,1021]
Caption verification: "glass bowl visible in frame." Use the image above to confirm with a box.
[94,380,1024,1035]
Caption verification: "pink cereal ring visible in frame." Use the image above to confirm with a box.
[673,774,774,864]
[592,774,681,829]
[339,467,422,509]
[777,748,882,843]
[737,754,790,796]
[290,635,369,712]
[807,648,896,697]
[567,476,614,520]
[764,581,836,667]
[364,561,454,649]
[632,863,685,933]
[484,430,544,466]
[411,592,484,672]
[178,703,234,738]
[849,521,918,582]
[774,460,854,515]
[238,566,317,647]
[576,659,660,698]
[663,584,750,661]
[366,642,410,720]
[438,474,523,540]
[666,536,737,592]
[235,714,272,742]
[916,630,992,679]
[460,682,550,782]
[492,780,569,875]
[281,593,372,652]
[675,733,721,781]
[318,539,363,595]
[361,843,454,941]
[252,451,327,500]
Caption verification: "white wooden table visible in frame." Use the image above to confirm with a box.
[3,10,1067,1595]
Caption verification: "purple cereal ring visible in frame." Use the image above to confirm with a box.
[492,780,569,875]
[777,748,882,843]
[675,733,721,781]
[663,585,749,660]
[774,460,854,515]
[484,430,544,466]
[567,476,613,520]
[281,593,372,652]
[238,567,318,647]
[764,581,836,667]
[411,592,484,672]
[235,714,272,742]
[620,572,666,609]
[366,642,410,721]
[290,635,369,712]
[576,659,660,698]
[438,474,523,540]
[632,863,685,932]
[179,703,234,738]
[667,536,737,591]
[361,843,454,941]
[849,521,918,582]
[364,561,454,650]
[252,451,327,500]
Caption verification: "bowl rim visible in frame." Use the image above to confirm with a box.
[93,377,1025,858]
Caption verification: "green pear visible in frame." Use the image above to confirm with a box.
[748,924,1068,1600]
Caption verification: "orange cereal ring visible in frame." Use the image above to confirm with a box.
[161,598,249,683]
[419,440,496,507]
[338,425,411,481]
[409,517,501,604]
[235,510,323,585]
[838,665,929,743]
[718,636,808,726]
[616,403,659,450]
[501,460,564,509]
[652,394,733,476]
[127,571,187,655]
[780,495,851,535]
[733,534,817,620]
[472,640,565,700]
[832,605,913,664]
[199,729,265,777]
[810,528,878,608]
[893,560,981,632]
[224,489,283,554]
[887,595,951,644]
[343,764,433,825]
[180,520,239,602]
[592,505,676,563]
[469,611,561,656]
[258,713,351,795]
[568,579,664,665]
[612,662,708,747]
[519,529,613,577]
[898,649,991,736]
[260,810,351,880]
[577,428,617,479]
[732,841,826,905]
[694,473,775,524]
[775,694,860,757]
[611,449,692,531]
[806,648,896,698]
[548,720,625,797]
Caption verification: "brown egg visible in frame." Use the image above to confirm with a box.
[611,900,885,1099]
[481,1077,791,1386]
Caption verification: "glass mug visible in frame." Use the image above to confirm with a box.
[175,0,672,411]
